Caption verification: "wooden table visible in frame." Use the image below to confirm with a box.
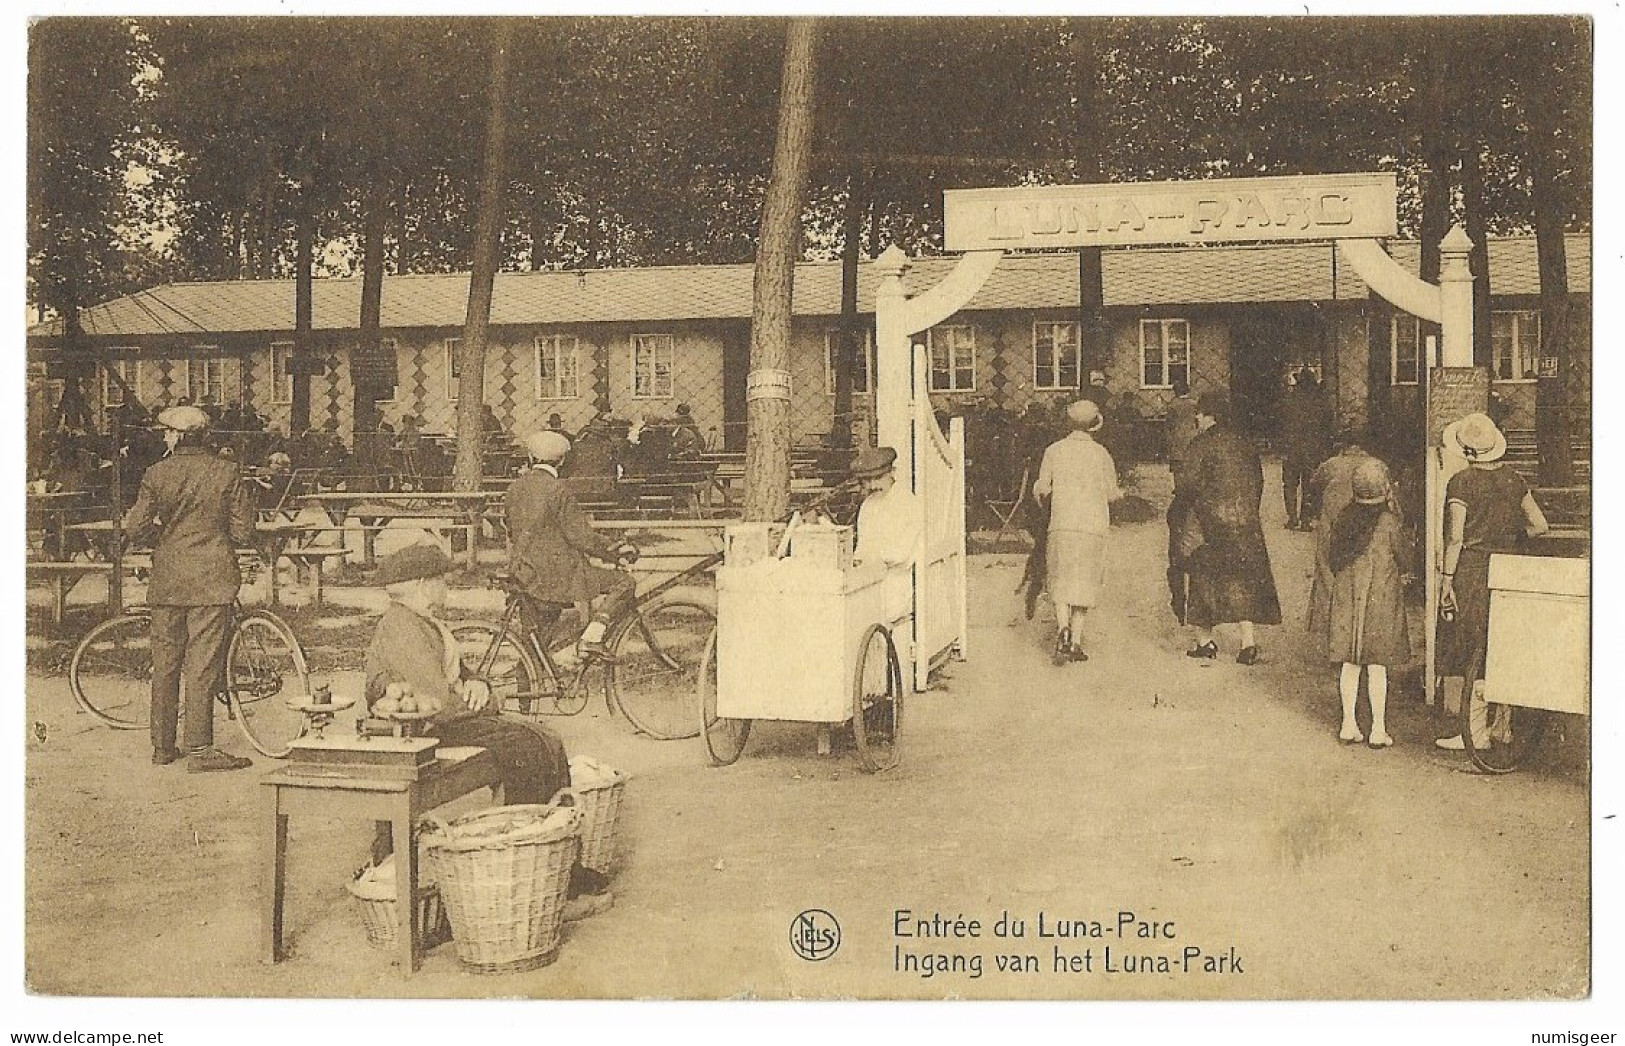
[65,520,323,606]
[261,747,503,974]
[299,491,496,567]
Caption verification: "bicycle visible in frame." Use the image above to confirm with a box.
[452,553,720,742]
[69,602,312,758]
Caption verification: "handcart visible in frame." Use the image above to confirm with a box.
[698,521,905,772]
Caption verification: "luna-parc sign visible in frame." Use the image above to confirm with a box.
[943,172,1397,251]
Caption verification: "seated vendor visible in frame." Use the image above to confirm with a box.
[362,543,609,902]
[851,445,922,572]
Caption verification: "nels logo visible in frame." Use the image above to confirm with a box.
[790,909,841,962]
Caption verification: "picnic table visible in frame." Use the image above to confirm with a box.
[298,490,496,568]
[27,489,90,559]
[63,520,326,606]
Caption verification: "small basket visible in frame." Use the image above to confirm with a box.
[567,756,628,876]
[422,802,582,973]
[345,859,451,952]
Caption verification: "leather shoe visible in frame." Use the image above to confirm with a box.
[1236,646,1261,665]
[152,747,182,766]
[1186,641,1218,660]
[577,637,609,658]
[1067,646,1090,663]
[1368,731,1394,749]
[186,747,253,773]
[1434,735,1466,751]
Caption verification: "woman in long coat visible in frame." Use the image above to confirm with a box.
[1033,399,1120,663]
[1176,391,1282,664]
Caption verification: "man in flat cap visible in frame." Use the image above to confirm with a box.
[121,404,257,772]
[508,430,637,656]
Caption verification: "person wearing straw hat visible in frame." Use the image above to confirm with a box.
[508,429,637,656]
[1324,457,1410,748]
[120,404,257,772]
[1178,390,1282,664]
[1033,399,1121,664]
[1434,412,1549,752]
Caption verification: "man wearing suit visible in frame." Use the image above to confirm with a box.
[120,405,257,771]
[508,430,637,654]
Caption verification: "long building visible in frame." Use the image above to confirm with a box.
[26,235,1591,452]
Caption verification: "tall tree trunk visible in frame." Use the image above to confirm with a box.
[1528,81,1574,487]
[291,190,314,436]
[743,18,818,522]
[831,164,865,452]
[356,171,388,437]
[258,175,276,279]
[452,20,513,493]
[530,185,549,271]
[1069,20,1107,378]
[1418,36,1451,290]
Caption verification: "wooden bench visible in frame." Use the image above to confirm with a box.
[26,561,114,624]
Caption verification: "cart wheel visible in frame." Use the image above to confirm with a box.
[698,627,750,766]
[1461,657,1548,774]
[851,623,902,773]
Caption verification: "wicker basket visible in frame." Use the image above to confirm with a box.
[346,859,450,952]
[567,756,628,875]
[422,803,582,973]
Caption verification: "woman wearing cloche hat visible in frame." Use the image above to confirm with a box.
[1032,399,1121,664]
[1434,412,1549,753]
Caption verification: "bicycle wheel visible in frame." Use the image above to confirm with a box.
[70,613,153,730]
[608,598,714,741]
[1462,662,1549,775]
[851,623,903,773]
[227,611,311,758]
[697,627,750,765]
[451,624,552,715]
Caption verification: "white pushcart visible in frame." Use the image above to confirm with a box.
[697,522,905,772]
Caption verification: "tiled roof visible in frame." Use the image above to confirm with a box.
[33,234,1590,340]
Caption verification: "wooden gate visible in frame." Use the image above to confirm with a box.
[908,346,969,688]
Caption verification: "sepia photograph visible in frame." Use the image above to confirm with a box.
[10,5,1612,1032]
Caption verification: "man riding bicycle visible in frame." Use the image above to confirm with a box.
[508,430,637,655]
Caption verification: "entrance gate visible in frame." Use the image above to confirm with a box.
[873,173,1476,696]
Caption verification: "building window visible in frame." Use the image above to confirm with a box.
[1033,321,1082,391]
[374,338,399,403]
[188,350,225,406]
[1389,314,1423,386]
[536,335,580,400]
[927,325,976,392]
[1492,310,1541,382]
[270,342,294,404]
[103,356,140,408]
[631,334,674,399]
[445,338,461,401]
[1139,319,1190,389]
[824,328,875,395]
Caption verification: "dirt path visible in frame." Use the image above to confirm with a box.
[22,477,1589,1001]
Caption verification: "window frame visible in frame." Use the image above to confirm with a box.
[445,337,462,401]
[103,355,140,408]
[1032,320,1083,391]
[186,348,226,406]
[1388,314,1423,387]
[535,334,582,400]
[631,333,675,400]
[1492,309,1542,383]
[270,341,295,404]
[1138,319,1191,390]
[926,324,977,393]
[823,327,876,396]
[373,337,399,403]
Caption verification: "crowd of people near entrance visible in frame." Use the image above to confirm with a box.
[1019,366,1550,756]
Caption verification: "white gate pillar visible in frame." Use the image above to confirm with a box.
[872,244,1002,689]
